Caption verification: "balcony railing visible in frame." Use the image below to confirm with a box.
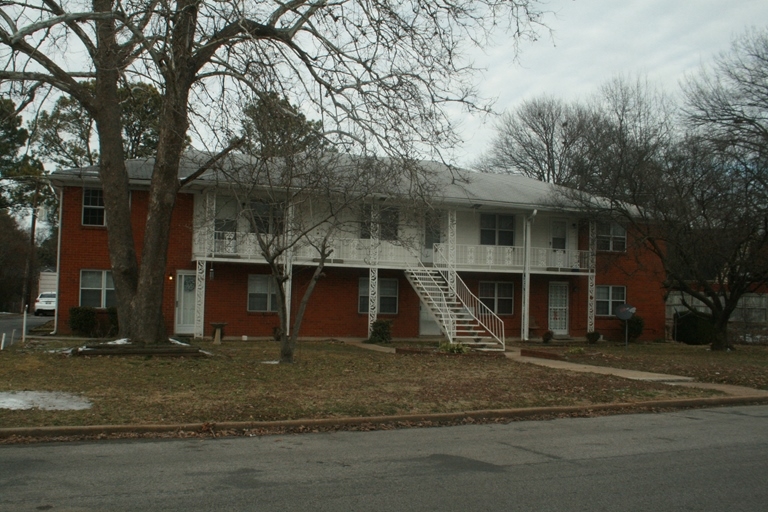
[199,232,591,272]
[433,243,591,272]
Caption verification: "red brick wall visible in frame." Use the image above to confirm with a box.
[594,228,667,341]
[57,186,195,334]
[58,184,667,341]
[202,266,421,339]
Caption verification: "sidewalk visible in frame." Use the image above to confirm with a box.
[345,340,768,398]
[504,347,768,397]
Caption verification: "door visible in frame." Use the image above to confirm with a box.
[422,212,442,264]
[548,281,569,336]
[550,220,567,267]
[175,271,196,335]
[419,302,442,336]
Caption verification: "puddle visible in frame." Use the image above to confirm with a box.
[0,391,92,410]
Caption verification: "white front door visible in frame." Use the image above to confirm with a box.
[548,282,569,336]
[175,271,196,334]
[419,302,442,336]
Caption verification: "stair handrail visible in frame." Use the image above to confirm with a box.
[405,261,456,342]
[433,244,505,348]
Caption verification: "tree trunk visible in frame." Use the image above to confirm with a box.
[285,262,326,360]
[127,84,190,345]
[93,0,139,339]
[710,319,732,351]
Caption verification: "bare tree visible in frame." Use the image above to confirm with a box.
[558,73,768,350]
[209,94,436,363]
[683,27,768,156]
[0,0,547,344]
[476,96,590,185]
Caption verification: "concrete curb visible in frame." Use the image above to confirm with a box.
[3,395,768,440]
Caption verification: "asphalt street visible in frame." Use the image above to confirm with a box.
[0,314,50,348]
[2,404,767,511]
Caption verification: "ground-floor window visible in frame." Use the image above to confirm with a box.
[248,274,279,312]
[478,281,514,314]
[359,277,398,314]
[80,270,115,308]
[596,285,625,315]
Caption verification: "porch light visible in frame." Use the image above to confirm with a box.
[209,265,214,280]
[168,271,173,281]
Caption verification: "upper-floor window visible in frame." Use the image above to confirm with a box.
[596,285,625,316]
[248,200,284,235]
[358,277,398,314]
[80,270,115,308]
[247,274,279,312]
[360,205,399,241]
[82,189,105,226]
[480,214,514,246]
[597,222,626,252]
[479,281,514,315]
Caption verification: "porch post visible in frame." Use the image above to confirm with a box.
[447,209,457,290]
[521,210,535,341]
[368,205,380,337]
[194,259,206,338]
[587,220,597,333]
[283,203,294,336]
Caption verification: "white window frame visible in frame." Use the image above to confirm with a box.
[82,188,106,226]
[596,285,626,316]
[247,275,279,312]
[480,214,515,246]
[478,281,514,315]
[358,277,398,314]
[360,205,399,241]
[248,199,284,235]
[597,222,626,252]
[79,270,115,308]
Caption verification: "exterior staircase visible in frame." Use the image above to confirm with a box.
[405,265,505,351]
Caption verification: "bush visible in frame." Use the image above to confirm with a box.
[627,315,644,341]
[586,331,601,344]
[106,307,119,336]
[673,312,715,345]
[366,319,392,344]
[542,330,553,343]
[69,307,98,337]
[439,342,470,354]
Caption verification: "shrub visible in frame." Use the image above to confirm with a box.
[586,331,601,344]
[627,315,645,341]
[673,312,715,345]
[106,307,119,336]
[542,330,554,343]
[439,342,469,354]
[69,307,97,337]
[367,319,392,344]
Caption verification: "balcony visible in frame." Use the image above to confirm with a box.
[433,243,591,273]
[198,232,592,273]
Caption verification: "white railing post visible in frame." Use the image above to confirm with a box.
[587,220,597,333]
[194,259,206,338]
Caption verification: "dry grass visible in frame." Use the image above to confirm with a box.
[0,339,723,429]
[537,342,768,390]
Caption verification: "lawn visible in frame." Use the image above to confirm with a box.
[0,339,721,429]
[530,342,768,390]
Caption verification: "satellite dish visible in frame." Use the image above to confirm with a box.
[615,303,636,321]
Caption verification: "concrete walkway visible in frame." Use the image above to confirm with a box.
[344,341,768,398]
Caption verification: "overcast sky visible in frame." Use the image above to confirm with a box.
[452,0,768,166]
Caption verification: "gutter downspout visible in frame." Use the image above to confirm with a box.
[51,185,64,335]
[521,209,537,341]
